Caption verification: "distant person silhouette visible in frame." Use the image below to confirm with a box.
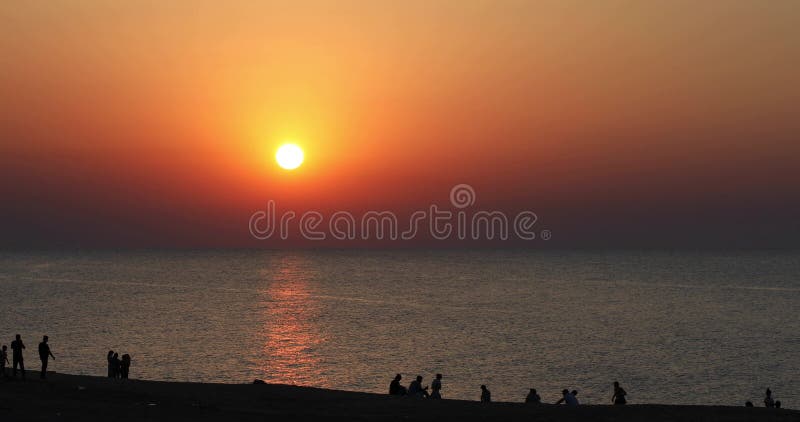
[120,354,131,379]
[112,353,121,378]
[10,334,25,379]
[556,389,579,406]
[38,336,55,379]
[526,388,541,404]
[430,373,443,399]
[775,400,781,409]
[764,388,775,408]
[408,375,429,398]
[480,385,491,403]
[389,374,406,395]
[0,345,8,377]
[612,381,627,405]
[107,351,115,377]
[745,401,754,407]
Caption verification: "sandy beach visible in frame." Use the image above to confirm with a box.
[0,371,796,421]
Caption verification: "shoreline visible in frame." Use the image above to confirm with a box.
[1,371,796,421]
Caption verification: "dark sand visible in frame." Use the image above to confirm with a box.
[1,371,796,421]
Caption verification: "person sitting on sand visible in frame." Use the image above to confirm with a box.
[480,385,491,403]
[408,375,429,398]
[745,401,754,407]
[38,335,55,379]
[775,401,781,409]
[107,351,115,378]
[612,381,627,405]
[430,373,443,399]
[764,388,774,408]
[10,334,25,379]
[120,354,131,379]
[525,388,541,404]
[0,345,8,377]
[555,389,579,406]
[389,374,406,395]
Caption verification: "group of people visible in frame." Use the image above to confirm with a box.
[745,388,783,408]
[106,350,132,379]
[389,374,444,399]
[0,335,55,380]
[389,376,630,405]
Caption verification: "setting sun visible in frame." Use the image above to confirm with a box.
[276,143,304,170]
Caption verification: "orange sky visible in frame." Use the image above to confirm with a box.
[1,1,798,248]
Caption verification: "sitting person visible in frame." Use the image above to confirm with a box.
[480,385,491,403]
[430,374,443,399]
[389,374,407,395]
[525,388,541,404]
[407,375,429,398]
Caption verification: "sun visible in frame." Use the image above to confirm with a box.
[275,143,304,170]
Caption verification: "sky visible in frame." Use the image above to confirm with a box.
[1,0,798,248]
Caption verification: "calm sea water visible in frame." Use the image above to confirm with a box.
[0,250,798,407]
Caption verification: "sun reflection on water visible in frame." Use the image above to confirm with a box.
[257,255,327,387]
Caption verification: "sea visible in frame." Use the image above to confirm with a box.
[0,250,797,407]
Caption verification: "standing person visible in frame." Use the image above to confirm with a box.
[480,385,491,403]
[10,334,25,379]
[38,336,55,379]
[612,381,627,405]
[120,354,131,379]
[526,388,541,404]
[107,351,115,377]
[430,373,443,399]
[0,345,8,377]
[112,353,121,378]
[764,388,775,408]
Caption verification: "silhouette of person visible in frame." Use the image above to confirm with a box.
[120,354,131,379]
[745,401,754,407]
[38,335,55,379]
[612,381,627,405]
[556,389,579,405]
[775,400,781,409]
[389,374,406,395]
[408,375,429,398]
[107,351,115,378]
[480,385,491,403]
[430,373,443,399]
[526,388,541,404]
[112,353,121,378]
[10,334,25,379]
[764,388,774,408]
[0,345,8,377]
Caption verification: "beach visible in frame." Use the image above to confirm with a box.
[0,371,796,421]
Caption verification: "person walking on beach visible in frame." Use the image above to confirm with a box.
[38,336,55,379]
[107,351,115,377]
[10,334,25,379]
[0,345,8,377]
[120,354,131,379]
[408,375,429,398]
[526,388,541,404]
[430,373,443,399]
[764,388,775,408]
[112,353,121,378]
[555,389,579,405]
[389,374,406,395]
[612,381,627,405]
[480,385,491,403]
